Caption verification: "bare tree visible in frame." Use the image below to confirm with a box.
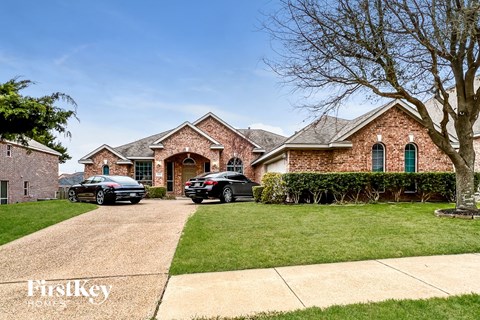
[265,0,480,211]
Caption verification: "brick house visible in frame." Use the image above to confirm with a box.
[0,140,61,204]
[252,99,455,174]
[79,113,286,196]
[79,100,458,196]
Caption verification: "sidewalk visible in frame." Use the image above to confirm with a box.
[158,253,480,320]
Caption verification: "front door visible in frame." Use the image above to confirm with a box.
[182,167,197,189]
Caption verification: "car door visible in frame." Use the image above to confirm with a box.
[83,176,104,200]
[75,177,94,200]
[228,174,252,196]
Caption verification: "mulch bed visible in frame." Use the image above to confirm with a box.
[435,208,480,220]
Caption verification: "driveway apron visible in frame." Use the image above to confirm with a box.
[0,199,195,320]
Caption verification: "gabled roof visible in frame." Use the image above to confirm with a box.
[78,144,132,164]
[193,112,262,149]
[237,129,288,153]
[115,130,171,158]
[253,99,459,166]
[2,139,62,157]
[151,121,224,149]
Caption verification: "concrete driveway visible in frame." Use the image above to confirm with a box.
[0,199,196,320]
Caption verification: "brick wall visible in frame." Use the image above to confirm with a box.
[196,117,260,181]
[288,106,453,173]
[0,142,59,203]
[84,149,133,178]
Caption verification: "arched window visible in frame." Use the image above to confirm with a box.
[405,143,417,172]
[183,157,196,166]
[227,157,243,173]
[102,165,110,175]
[372,143,385,172]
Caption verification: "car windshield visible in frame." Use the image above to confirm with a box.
[110,176,139,184]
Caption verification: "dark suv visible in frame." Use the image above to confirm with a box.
[184,171,259,204]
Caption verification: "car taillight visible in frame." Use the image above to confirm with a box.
[185,181,192,186]
[204,180,218,186]
[106,183,120,188]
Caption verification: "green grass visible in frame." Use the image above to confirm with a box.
[208,294,480,320]
[0,200,97,245]
[170,202,480,275]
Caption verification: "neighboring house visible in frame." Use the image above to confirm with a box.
[80,102,457,196]
[253,99,455,175]
[59,172,84,188]
[0,140,61,204]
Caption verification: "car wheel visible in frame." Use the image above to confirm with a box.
[222,187,235,203]
[130,198,141,204]
[96,190,106,205]
[192,198,203,204]
[68,189,78,203]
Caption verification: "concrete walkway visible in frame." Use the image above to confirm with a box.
[158,253,480,320]
[0,199,196,320]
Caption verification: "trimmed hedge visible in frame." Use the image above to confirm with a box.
[259,172,480,204]
[252,186,264,203]
[145,186,167,199]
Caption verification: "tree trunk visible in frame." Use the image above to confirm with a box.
[455,165,477,211]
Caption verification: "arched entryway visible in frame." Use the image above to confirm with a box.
[182,157,197,187]
[163,152,211,195]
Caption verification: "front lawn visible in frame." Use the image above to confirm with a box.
[221,294,480,320]
[170,202,480,275]
[0,200,97,245]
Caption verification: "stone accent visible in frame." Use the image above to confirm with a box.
[288,106,453,173]
[0,142,59,203]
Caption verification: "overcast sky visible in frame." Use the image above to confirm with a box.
[0,1,377,173]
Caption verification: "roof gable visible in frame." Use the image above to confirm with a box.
[193,112,262,149]
[151,121,224,149]
[79,144,130,164]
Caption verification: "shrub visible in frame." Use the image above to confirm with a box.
[146,186,167,199]
[261,173,286,204]
[252,186,264,203]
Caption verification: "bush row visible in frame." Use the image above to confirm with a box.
[145,186,167,199]
[254,172,480,204]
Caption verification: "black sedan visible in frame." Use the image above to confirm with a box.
[68,175,146,205]
[185,171,259,204]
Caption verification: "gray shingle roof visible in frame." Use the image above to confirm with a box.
[285,115,351,144]
[237,129,288,152]
[114,130,171,158]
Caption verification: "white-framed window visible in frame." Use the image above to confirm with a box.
[23,181,29,196]
[227,157,243,173]
[6,144,12,157]
[372,143,385,172]
[404,143,417,173]
[135,161,153,185]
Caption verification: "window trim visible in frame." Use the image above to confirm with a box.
[135,160,153,185]
[371,143,385,172]
[404,143,417,173]
[102,165,110,175]
[227,157,244,174]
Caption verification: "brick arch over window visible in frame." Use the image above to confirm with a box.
[405,143,417,173]
[227,157,243,173]
[372,143,385,172]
